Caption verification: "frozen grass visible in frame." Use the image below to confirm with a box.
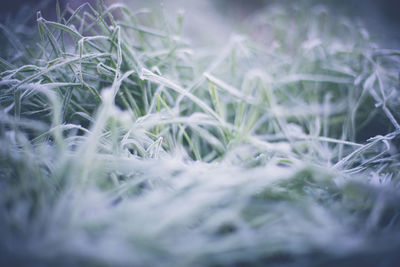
[1,1,400,266]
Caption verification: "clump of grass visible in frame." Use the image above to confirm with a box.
[1,1,400,266]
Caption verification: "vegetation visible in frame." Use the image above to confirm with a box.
[0,1,399,266]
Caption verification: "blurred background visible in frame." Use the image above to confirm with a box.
[1,0,400,48]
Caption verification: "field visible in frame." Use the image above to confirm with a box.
[1,1,400,266]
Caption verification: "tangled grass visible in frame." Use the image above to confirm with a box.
[1,1,400,266]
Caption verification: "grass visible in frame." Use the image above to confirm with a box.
[0,1,400,266]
